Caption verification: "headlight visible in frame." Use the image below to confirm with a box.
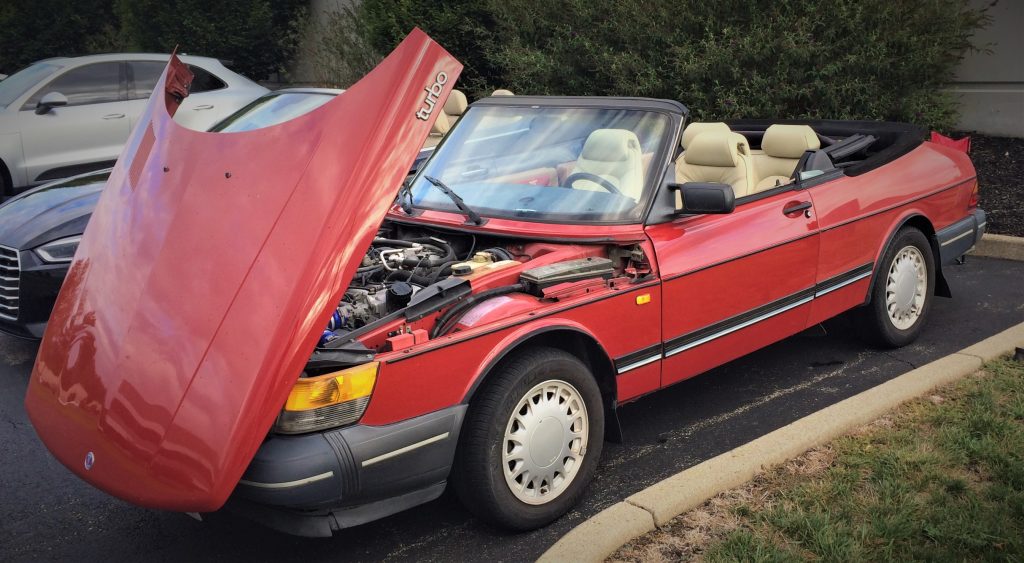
[274,362,379,434]
[35,235,82,263]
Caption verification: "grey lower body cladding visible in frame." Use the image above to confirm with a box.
[228,405,466,537]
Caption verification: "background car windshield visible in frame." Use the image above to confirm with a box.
[408,105,671,223]
[209,92,335,133]
[0,63,60,108]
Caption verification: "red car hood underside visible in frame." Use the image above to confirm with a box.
[25,30,462,512]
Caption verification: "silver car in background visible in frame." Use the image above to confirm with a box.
[0,53,268,195]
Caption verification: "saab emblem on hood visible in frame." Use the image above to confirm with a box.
[416,71,449,121]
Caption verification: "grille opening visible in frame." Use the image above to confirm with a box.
[0,246,20,321]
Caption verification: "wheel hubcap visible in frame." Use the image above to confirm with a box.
[885,245,927,330]
[502,379,589,505]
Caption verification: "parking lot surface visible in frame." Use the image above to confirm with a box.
[1,256,1021,562]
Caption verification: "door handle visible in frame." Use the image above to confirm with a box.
[102,113,126,119]
[783,201,812,217]
[192,104,214,110]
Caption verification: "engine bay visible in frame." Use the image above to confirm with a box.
[308,222,652,372]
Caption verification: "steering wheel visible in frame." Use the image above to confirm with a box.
[563,172,622,195]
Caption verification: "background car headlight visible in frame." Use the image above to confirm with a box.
[35,235,82,263]
[274,362,378,434]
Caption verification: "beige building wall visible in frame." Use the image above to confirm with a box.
[950,0,1023,137]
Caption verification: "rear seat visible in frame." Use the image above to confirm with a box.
[750,124,820,192]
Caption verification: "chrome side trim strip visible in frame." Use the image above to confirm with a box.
[940,229,973,247]
[616,354,662,374]
[814,270,872,298]
[361,432,450,467]
[663,295,813,358]
[238,470,335,489]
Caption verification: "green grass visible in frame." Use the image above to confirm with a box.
[700,358,1024,562]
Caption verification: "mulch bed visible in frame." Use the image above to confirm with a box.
[967,134,1024,237]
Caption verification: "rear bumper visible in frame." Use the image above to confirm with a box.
[936,208,986,265]
[227,404,466,537]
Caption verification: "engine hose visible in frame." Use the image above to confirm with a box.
[431,283,527,338]
[401,238,455,268]
[431,261,459,282]
[385,269,433,286]
[371,238,416,248]
[482,246,515,261]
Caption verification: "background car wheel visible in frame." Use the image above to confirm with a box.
[856,227,935,348]
[0,168,10,198]
[453,347,604,530]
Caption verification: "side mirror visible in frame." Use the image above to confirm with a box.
[35,92,68,115]
[670,182,735,214]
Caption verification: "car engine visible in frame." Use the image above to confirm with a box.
[319,232,514,345]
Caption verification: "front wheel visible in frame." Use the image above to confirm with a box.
[453,347,604,530]
[856,227,935,347]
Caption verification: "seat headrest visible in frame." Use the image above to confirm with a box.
[762,124,820,158]
[681,122,730,149]
[443,90,468,116]
[430,110,451,136]
[491,89,514,96]
[683,131,739,168]
[580,129,641,162]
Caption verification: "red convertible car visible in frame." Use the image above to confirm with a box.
[25,30,984,536]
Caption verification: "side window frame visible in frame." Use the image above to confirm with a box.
[21,61,127,110]
[127,60,168,101]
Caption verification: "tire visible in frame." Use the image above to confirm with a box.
[0,167,10,199]
[856,227,936,348]
[453,347,604,530]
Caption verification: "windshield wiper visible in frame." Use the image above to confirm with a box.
[423,176,486,225]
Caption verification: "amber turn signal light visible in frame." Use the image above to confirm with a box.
[284,362,379,412]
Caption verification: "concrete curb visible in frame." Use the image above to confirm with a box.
[974,233,1024,261]
[538,322,1024,562]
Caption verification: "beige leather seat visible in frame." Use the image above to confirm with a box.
[680,121,731,149]
[424,90,468,148]
[675,130,754,199]
[567,129,644,200]
[443,89,468,126]
[751,124,820,192]
[491,89,514,96]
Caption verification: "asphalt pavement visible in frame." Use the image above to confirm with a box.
[1,256,1021,562]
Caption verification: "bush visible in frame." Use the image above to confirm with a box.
[117,0,307,81]
[355,0,990,129]
[0,0,121,73]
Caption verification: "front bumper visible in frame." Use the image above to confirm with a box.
[227,404,467,537]
[936,208,986,265]
[0,248,68,339]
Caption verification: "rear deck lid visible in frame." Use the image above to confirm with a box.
[25,30,461,511]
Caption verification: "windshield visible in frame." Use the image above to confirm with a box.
[209,92,336,132]
[407,105,671,223]
[0,63,61,109]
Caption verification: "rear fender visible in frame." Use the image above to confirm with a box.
[865,212,949,304]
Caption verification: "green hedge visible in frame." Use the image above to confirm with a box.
[0,0,305,81]
[355,0,990,129]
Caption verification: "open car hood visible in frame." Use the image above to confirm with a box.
[25,30,461,511]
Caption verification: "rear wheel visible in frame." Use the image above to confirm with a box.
[856,227,935,347]
[453,347,604,530]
